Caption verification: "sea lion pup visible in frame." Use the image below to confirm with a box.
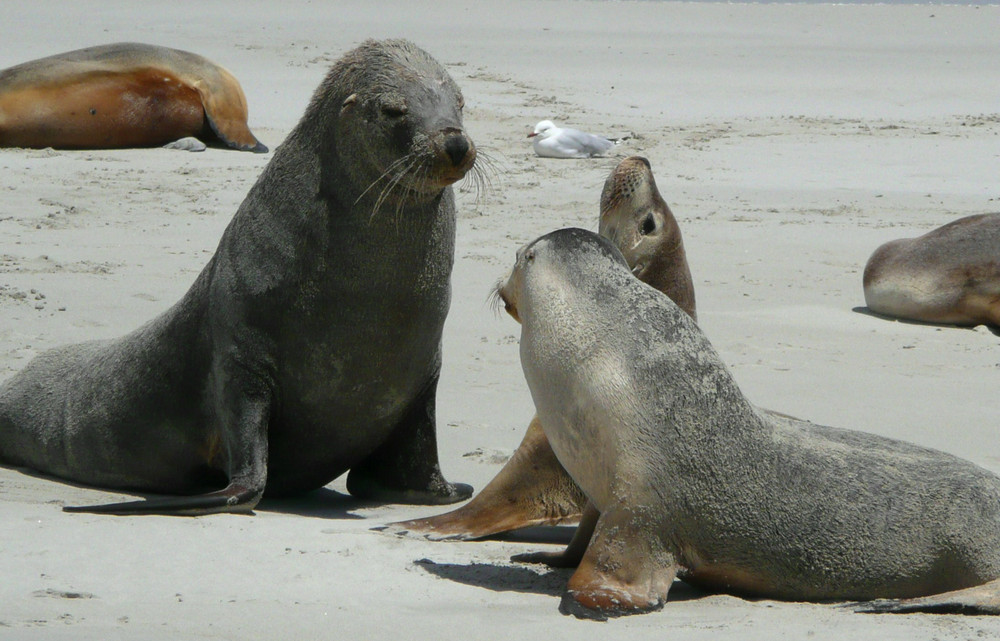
[392,157,694,540]
[0,39,477,515]
[501,228,1000,619]
[0,42,267,152]
[863,213,1000,328]
[599,156,696,318]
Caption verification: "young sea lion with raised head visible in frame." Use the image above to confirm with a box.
[392,157,695,540]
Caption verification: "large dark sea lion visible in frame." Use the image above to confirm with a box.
[392,156,694,540]
[0,42,266,152]
[863,213,1000,328]
[502,228,1000,619]
[0,39,476,515]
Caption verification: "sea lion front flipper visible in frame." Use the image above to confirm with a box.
[389,416,587,540]
[558,506,678,620]
[854,579,1000,615]
[958,294,1000,330]
[346,376,472,505]
[191,71,268,153]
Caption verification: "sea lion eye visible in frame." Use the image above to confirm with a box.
[640,213,657,236]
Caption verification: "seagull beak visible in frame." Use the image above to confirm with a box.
[527,132,538,138]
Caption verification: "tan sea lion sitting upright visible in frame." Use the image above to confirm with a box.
[499,228,1000,619]
[0,42,267,152]
[392,156,695,540]
[0,39,476,515]
[863,213,1000,329]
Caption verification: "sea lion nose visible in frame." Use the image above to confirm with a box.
[443,131,471,166]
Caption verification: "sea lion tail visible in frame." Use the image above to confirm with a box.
[62,483,262,516]
[853,579,1000,615]
[195,73,269,153]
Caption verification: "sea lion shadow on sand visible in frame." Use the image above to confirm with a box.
[9,463,366,519]
[254,487,368,520]
[852,305,1000,337]
[413,558,710,608]
[413,558,571,598]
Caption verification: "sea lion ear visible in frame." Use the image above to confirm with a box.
[341,93,358,111]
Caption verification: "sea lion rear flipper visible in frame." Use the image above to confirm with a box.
[388,417,586,540]
[192,75,268,153]
[854,579,1000,615]
[62,366,272,517]
[511,501,599,568]
[62,483,261,516]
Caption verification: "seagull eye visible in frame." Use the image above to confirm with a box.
[640,213,657,236]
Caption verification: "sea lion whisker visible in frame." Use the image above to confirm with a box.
[487,280,507,317]
[369,154,420,224]
[467,165,493,208]
[466,149,503,208]
[357,153,417,208]
[394,155,432,231]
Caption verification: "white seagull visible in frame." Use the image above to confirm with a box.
[528,120,615,159]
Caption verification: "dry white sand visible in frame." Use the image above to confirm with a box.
[1,1,999,639]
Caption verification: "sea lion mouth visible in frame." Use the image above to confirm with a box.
[431,131,477,186]
[491,281,520,324]
[600,178,641,214]
[503,297,520,324]
[355,130,477,213]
